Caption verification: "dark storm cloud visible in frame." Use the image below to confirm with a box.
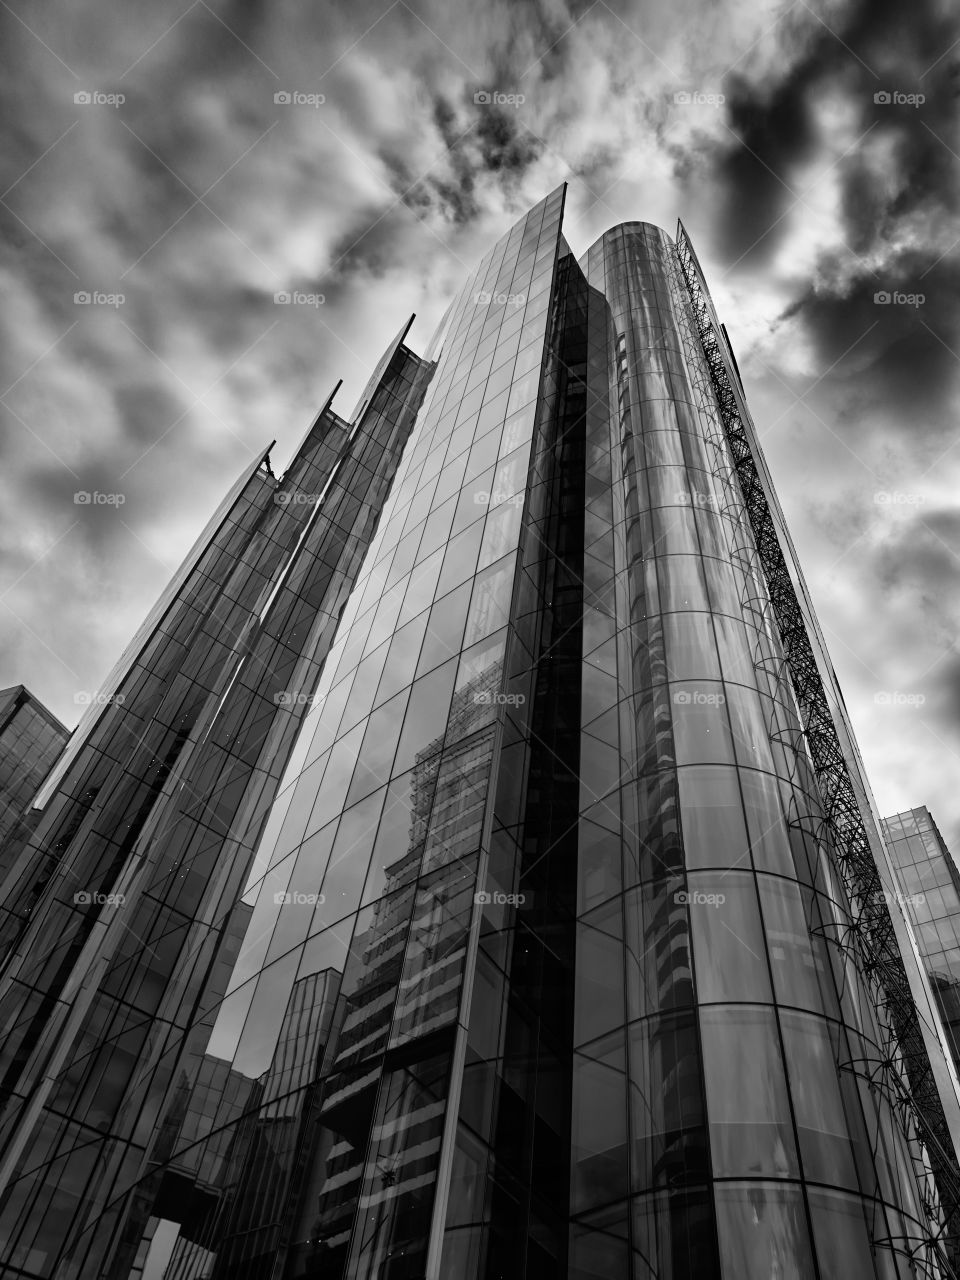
[710,0,959,269]
[375,95,481,227]
[781,258,960,427]
[716,67,820,259]
[475,105,543,176]
[695,0,960,485]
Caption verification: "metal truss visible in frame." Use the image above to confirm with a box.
[676,221,960,1276]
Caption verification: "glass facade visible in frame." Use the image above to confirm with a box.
[884,807,960,1078]
[0,686,69,881]
[0,187,957,1279]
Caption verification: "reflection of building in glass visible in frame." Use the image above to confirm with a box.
[1,186,960,1280]
[0,684,69,873]
[884,806,960,1077]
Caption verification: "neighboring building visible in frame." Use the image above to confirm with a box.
[0,684,69,865]
[0,186,958,1280]
[883,806,960,1077]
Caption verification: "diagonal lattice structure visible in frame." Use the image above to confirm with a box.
[676,220,960,1278]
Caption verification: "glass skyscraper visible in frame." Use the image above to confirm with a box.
[883,807,960,1081]
[1,185,959,1279]
[0,685,69,883]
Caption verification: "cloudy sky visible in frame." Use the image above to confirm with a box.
[1,0,958,845]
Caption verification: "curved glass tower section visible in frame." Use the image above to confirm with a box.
[0,186,958,1280]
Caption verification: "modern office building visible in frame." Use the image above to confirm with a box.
[0,184,959,1279]
[883,807,960,1080]
[0,685,69,872]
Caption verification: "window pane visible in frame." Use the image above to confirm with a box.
[714,1182,815,1280]
[436,519,485,596]
[663,611,721,682]
[392,659,459,777]
[575,900,624,1045]
[572,1032,628,1211]
[629,1012,708,1193]
[808,1189,881,1280]
[416,582,471,678]
[625,880,693,1018]
[739,769,794,875]
[361,770,418,905]
[758,874,836,1015]
[700,1005,799,1177]
[632,1187,720,1280]
[670,682,735,766]
[677,766,749,871]
[725,682,775,772]
[687,871,772,1003]
[375,609,430,708]
[781,1011,858,1188]
[658,554,709,613]
[464,555,516,646]
[319,788,385,924]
